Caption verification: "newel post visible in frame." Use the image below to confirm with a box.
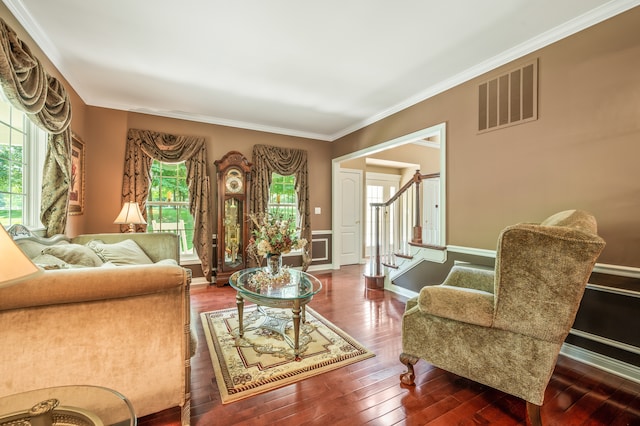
[364,203,385,290]
[412,170,422,244]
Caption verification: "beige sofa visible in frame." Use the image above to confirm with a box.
[0,228,193,425]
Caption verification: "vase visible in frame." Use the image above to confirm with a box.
[266,253,282,276]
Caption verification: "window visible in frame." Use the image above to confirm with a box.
[268,173,301,246]
[0,93,46,228]
[146,160,195,257]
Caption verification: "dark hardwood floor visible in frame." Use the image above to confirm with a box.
[140,264,640,425]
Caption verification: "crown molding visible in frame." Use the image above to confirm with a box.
[127,107,332,141]
[3,0,64,68]
[6,0,640,142]
[329,0,640,141]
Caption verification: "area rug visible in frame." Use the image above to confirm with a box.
[200,305,375,403]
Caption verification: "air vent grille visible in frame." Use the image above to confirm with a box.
[478,60,537,133]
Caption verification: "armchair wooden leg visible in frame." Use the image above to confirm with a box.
[399,352,419,386]
[526,402,542,426]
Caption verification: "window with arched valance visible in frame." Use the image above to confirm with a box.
[0,18,73,236]
[251,144,311,270]
[121,128,213,281]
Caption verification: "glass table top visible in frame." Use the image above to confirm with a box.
[0,385,136,426]
[229,267,322,300]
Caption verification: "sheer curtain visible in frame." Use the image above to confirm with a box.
[251,144,311,270]
[122,128,213,281]
[0,18,73,235]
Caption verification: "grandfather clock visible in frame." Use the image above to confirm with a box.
[214,151,252,286]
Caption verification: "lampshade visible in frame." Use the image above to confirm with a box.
[0,225,42,288]
[114,202,147,232]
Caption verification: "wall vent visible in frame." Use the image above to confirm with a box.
[478,60,538,133]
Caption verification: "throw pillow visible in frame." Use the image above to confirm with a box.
[32,253,68,270]
[86,239,154,265]
[42,244,104,267]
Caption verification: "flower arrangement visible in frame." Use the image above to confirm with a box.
[249,212,307,256]
[248,268,292,292]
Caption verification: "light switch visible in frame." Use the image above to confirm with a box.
[314,207,321,215]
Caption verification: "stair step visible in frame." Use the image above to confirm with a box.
[408,242,446,250]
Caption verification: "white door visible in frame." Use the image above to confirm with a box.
[422,177,441,245]
[339,169,362,265]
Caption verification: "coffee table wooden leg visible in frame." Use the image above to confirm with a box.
[236,294,244,337]
[292,301,301,361]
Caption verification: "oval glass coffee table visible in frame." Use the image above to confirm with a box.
[0,385,136,426]
[229,267,322,360]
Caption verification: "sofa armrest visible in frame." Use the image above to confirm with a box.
[72,233,180,263]
[0,264,188,311]
[418,285,495,327]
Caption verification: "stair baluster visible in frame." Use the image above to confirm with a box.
[364,170,440,289]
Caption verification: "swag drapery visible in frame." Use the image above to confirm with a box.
[251,144,311,270]
[122,128,213,281]
[0,18,72,235]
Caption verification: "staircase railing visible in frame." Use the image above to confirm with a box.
[364,170,440,289]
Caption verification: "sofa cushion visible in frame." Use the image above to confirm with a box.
[86,239,154,265]
[42,244,104,267]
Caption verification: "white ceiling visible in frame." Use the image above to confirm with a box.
[4,0,638,141]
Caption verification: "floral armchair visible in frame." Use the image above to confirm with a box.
[399,210,606,425]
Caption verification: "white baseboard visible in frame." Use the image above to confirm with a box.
[561,342,640,384]
[306,264,335,272]
[385,280,418,299]
[190,277,211,287]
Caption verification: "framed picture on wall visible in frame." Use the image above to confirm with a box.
[69,134,85,215]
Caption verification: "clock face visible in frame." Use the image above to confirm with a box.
[225,169,244,194]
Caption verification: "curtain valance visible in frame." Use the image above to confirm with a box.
[0,18,73,235]
[251,144,311,270]
[122,128,213,281]
[0,19,72,133]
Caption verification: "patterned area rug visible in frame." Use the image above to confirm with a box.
[200,305,375,404]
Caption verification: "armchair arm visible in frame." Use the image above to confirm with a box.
[442,265,495,293]
[418,284,494,327]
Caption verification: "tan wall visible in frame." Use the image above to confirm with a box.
[340,143,439,184]
[4,5,639,268]
[82,110,333,235]
[332,8,640,268]
[367,143,440,176]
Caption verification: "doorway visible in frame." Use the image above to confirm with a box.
[332,122,447,269]
[338,168,362,265]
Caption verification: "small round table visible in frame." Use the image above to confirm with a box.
[0,385,136,426]
[229,267,322,360]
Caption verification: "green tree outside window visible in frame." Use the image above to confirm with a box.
[269,173,298,233]
[146,160,194,255]
[0,98,27,226]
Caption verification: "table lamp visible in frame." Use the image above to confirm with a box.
[114,201,147,233]
[0,225,42,288]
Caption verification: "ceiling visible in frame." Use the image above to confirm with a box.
[4,0,638,141]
